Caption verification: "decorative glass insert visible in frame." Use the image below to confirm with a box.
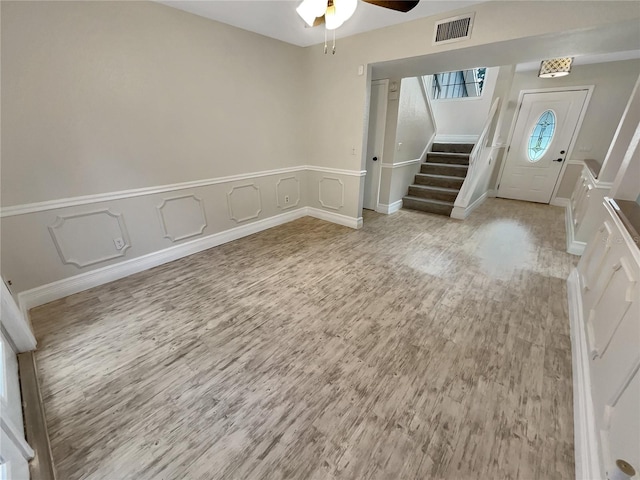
[528,110,556,162]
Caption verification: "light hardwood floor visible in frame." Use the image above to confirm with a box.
[30,198,577,480]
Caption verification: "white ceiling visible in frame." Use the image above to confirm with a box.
[157,0,482,47]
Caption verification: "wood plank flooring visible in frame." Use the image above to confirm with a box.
[30,198,577,480]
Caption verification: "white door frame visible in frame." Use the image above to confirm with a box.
[497,85,594,203]
[363,79,389,211]
[1,281,36,479]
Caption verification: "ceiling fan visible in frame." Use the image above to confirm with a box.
[297,0,420,31]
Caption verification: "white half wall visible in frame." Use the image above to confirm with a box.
[378,77,435,208]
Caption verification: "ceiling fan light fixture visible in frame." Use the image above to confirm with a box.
[324,4,343,30]
[334,0,358,23]
[296,0,327,27]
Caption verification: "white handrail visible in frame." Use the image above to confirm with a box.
[454,97,501,208]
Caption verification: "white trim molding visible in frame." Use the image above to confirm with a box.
[275,176,301,210]
[554,199,587,255]
[157,194,207,242]
[451,191,489,220]
[48,209,131,268]
[318,177,345,211]
[307,207,362,229]
[1,282,36,352]
[567,269,602,480]
[227,184,262,223]
[0,165,366,218]
[380,159,422,169]
[376,200,402,214]
[17,207,362,313]
[550,197,570,208]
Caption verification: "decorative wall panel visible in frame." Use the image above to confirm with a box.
[157,195,207,242]
[318,177,344,211]
[48,209,130,268]
[227,184,262,223]
[276,176,300,210]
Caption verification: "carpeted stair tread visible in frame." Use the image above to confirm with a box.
[420,163,469,177]
[402,196,455,215]
[426,153,470,165]
[409,184,459,194]
[414,173,465,189]
[403,196,453,206]
[407,184,459,202]
[415,173,465,182]
[432,143,474,154]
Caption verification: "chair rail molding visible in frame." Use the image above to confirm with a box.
[0,166,365,218]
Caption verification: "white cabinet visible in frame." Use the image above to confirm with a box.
[567,166,610,255]
[572,198,640,480]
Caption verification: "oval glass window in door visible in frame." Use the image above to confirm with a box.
[527,110,556,162]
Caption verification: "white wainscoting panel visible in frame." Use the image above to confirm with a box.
[571,198,640,480]
[276,176,300,210]
[227,184,262,223]
[318,177,344,211]
[3,167,365,312]
[157,195,207,242]
[48,209,131,268]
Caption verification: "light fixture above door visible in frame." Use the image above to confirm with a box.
[538,57,573,78]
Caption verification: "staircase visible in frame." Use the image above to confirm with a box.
[402,142,473,216]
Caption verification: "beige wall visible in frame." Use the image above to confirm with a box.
[1,1,306,206]
[430,67,500,139]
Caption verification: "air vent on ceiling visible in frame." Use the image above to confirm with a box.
[433,13,475,45]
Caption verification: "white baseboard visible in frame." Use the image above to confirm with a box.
[307,207,363,229]
[567,269,602,480]
[450,191,489,220]
[560,199,587,255]
[550,197,570,208]
[18,207,361,312]
[376,200,402,215]
[434,134,479,144]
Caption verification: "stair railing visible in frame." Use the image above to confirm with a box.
[451,97,501,217]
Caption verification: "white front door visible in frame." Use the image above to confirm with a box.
[498,89,589,203]
[363,80,388,211]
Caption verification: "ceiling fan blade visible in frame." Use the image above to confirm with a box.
[361,0,420,13]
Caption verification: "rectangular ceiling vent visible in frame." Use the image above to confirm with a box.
[433,13,475,45]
